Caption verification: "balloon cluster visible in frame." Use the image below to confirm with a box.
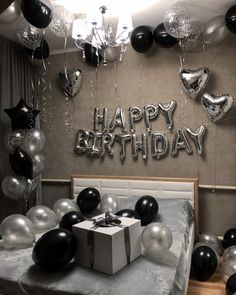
[131,3,236,55]
[2,98,44,202]
[191,228,236,294]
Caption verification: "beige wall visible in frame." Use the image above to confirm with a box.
[41,35,236,235]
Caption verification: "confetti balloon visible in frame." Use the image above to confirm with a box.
[49,6,74,37]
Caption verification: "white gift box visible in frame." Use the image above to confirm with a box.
[73,213,141,275]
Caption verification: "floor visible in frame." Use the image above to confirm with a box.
[187,272,226,295]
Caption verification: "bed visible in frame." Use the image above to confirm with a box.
[0,175,198,295]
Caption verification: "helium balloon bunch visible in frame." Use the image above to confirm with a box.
[2,98,45,204]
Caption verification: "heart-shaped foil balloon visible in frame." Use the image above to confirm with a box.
[179,67,210,99]
[201,93,234,122]
[58,69,82,98]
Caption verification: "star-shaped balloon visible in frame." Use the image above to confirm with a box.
[4,98,40,130]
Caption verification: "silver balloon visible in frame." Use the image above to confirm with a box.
[201,93,234,122]
[203,15,229,45]
[199,233,223,255]
[25,177,40,198]
[100,194,120,213]
[99,46,121,64]
[142,222,173,256]
[0,214,35,248]
[0,0,21,24]
[171,128,192,156]
[129,106,143,133]
[4,129,25,153]
[151,132,169,159]
[1,175,27,200]
[184,125,207,155]
[49,6,73,37]
[144,104,159,132]
[101,133,115,157]
[32,154,45,177]
[75,129,91,154]
[221,259,236,283]
[53,198,80,219]
[158,100,177,129]
[17,19,43,50]
[94,108,108,133]
[164,2,192,38]
[179,67,210,100]
[115,134,131,160]
[179,22,202,52]
[131,133,148,159]
[223,246,236,264]
[87,131,102,156]
[23,129,46,156]
[58,68,82,98]
[109,107,127,133]
[26,205,57,233]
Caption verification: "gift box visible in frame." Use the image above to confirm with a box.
[73,213,141,274]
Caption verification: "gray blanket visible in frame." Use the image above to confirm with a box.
[0,198,194,295]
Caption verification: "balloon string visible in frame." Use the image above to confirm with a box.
[17,274,31,295]
[89,67,96,126]
[139,60,144,106]
[113,61,120,106]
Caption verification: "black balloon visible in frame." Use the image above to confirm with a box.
[9,148,33,179]
[223,228,236,248]
[4,98,40,131]
[21,0,52,29]
[59,211,85,232]
[32,228,77,269]
[134,196,158,226]
[26,39,50,60]
[191,245,218,281]
[116,209,141,220]
[225,5,236,33]
[83,43,101,67]
[153,23,178,48]
[76,187,101,213]
[131,26,153,53]
[226,273,236,295]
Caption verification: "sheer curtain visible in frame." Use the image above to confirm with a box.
[0,36,41,222]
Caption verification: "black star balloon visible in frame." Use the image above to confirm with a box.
[9,147,33,179]
[4,98,40,131]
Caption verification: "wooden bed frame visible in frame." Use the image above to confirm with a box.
[70,175,199,238]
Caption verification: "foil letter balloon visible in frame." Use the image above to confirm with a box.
[115,134,131,160]
[179,67,210,100]
[185,125,207,155]
[144,104,159,132]
[129,106,143,133]
[87,132,102,156]
[94,108,108,133]
[75,129,91,154]
[101,133,115,157]
[151,133,169,159]
[201,93,234,122]
[171,129,192,156]
[109,107,127,133]
[58,69,82,98]
[131,133,148,159]
[158,100,176,129]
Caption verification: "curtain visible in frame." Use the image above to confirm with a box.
[0,36,40,222]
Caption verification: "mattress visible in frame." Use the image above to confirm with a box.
[0,197,194,295]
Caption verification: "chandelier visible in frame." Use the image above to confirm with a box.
[72,6,133,65]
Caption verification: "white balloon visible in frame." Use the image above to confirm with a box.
[49,6,74,37]
[223,246,236,264]
[32,154,45,177]
[221,259,236,283]
[0,214,35,248]
[23,129,46,156]
[0,0,21,24]
[141,222,173,255]
[53,198,80,219]
[203,15,229,45]
[1,175,27,200]
[100,194,120,213]
[26,205,57,233]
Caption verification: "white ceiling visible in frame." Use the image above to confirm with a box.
[0,0,235,54]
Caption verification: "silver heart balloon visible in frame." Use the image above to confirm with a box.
[201,93,234,122]
[179,67,210,99]
[58,69,82,98]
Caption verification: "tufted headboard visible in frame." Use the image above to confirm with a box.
[70,175,199,237]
